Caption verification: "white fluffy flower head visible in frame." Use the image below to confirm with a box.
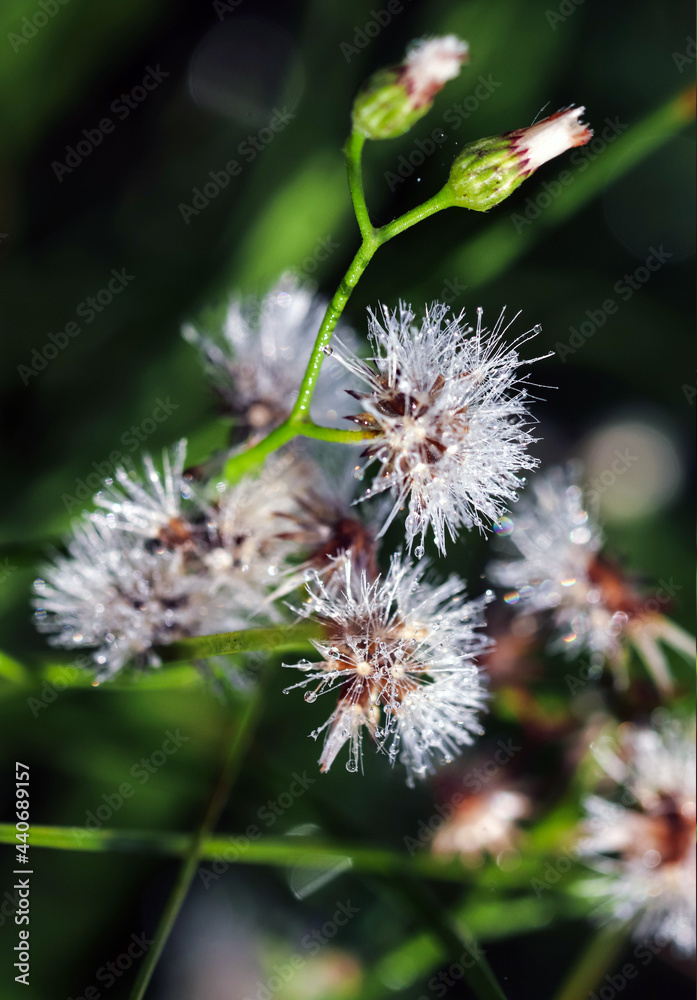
[34,443,306,677]
[489,466,696,689]
[183,275,353,438]
[339,302,544,555]
[579,719,696,955]
[284,552,490,785]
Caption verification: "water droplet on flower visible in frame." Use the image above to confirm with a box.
[346,759,358,772]
[304,691,317,703]
[321,345,333,356]
[414,544,425,559]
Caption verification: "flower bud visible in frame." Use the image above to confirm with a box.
[446,106,593,211]
[352,35,468,141]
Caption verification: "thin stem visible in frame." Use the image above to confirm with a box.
[376,186,455,244]
[288,239,378,423]
[0,822,562,888]
[130,687,265,1000]
[551,925,629,1000]
[345,130,374,241]
[156,620,326,663]
[392,877,508,1000]
[298,422,379,445]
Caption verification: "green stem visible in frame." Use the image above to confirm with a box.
[156,620,326,664]
[130,686,266,999]
[375,186,455,244]
[393,877,508,1000]
[0,822,570,889]
[288,239,378,423]
[345,130,373,241]
[551,925,629,1000]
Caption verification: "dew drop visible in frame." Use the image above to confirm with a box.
[304,691,317,703]
[414,544,425,559]
[321,345,333,356]
[346,759,358,772]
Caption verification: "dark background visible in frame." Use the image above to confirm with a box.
[0,0,694,997]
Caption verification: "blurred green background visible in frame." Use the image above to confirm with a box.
[0,0,694,997]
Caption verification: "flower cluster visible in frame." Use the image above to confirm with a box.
[579,718,696,955]
[283,553,490,784]
[488,466,695,689]
[337,302,543,555]
[34,443,306,677]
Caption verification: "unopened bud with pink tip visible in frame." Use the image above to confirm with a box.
[446,106,593,212]
[352,35,469,141]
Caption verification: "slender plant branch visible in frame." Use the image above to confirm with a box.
[345,130,374,241]
[0,822,582,891]
[392,876,508,1000]
[130,685,266,999]
[551,925,630,1000]
[156,620,326,663]
[375,186,455,244]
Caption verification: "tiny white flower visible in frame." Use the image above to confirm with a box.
[578,719,696,955]
[338,301,545,555]
[510,106,593,175]
[489,466,696,690]
[284,552,490,784]
[403,35,469,107]
[183,274,355,440]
